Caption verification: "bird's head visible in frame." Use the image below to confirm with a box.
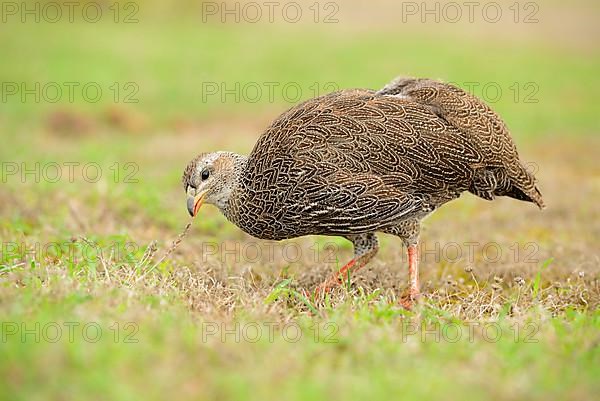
[182,151,245,217]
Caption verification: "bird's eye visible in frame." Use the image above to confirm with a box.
[201,169,210,181]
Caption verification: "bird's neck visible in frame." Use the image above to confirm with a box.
[215,153,248,217]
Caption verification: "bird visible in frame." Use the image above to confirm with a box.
[182,77,544,308]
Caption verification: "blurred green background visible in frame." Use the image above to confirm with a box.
[1,0,598,230]
[1,0,598,137]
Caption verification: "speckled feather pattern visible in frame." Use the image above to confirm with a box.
[183,78,544,253]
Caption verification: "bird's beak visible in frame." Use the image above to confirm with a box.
[187,192,206,217]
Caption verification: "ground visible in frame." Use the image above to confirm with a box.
[0,1,599,400]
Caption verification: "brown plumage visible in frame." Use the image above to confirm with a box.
[182,77,544,307]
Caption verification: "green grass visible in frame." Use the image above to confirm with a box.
[1,265,599,401]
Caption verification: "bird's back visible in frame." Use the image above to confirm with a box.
[378,78,544,208]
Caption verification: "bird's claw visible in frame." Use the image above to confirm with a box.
[399,292,420,310]
[310,277,340,300]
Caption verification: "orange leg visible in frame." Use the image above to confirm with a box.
[335,258,357,285]
[312,233,379,297]
[315,259,357,296]
[315,250,381,297]
[400,244,420,309]
[314,258,357,295]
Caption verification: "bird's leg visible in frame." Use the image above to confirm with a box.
[315,253,370,294]
[400,244,420,309]
[382,221,421,309]
[408,244,420,299]
[314,233,379,296]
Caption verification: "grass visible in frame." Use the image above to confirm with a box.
[1,1,599,400]
[1,255,599,401]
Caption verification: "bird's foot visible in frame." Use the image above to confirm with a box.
[300,279,335,300]
[312,259,356,299]
[399,291,420,310]
[312,278,338,299]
